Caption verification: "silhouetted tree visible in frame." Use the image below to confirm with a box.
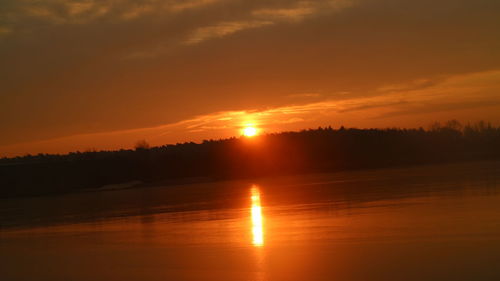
[135,140,150,151]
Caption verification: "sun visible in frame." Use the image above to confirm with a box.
[243,126,258,137]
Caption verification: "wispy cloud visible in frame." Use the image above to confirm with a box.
[22,1,111,24]
[120,0,355,53]
[181,0,353,45]
[252,6,315,22]
[1,0,223,31]
[184,20,273,45]
[287,92,322,99]
[1,0,354,50]
[252,0,350,22]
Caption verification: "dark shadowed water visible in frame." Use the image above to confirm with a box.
[1,161,500,281]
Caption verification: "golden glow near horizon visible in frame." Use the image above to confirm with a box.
[243,126,258,137]
[251,186,264,247]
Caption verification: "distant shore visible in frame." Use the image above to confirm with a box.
[1,123,499,199]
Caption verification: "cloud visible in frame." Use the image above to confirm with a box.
[20,0,111,25]
[376,79,441,93]
[252,0,351,22]
[184,20,273,45]
[252,5,315,22]
[0,0,224,31]
[128,0,355,49]
[163,69,500,127]
[371,71,500,118]
[287,92,322,99]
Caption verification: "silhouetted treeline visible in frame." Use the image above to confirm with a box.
[1,120,499,198]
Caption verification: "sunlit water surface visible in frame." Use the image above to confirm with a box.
[1,161,500,281]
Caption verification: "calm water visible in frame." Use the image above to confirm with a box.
[1,161,500,281]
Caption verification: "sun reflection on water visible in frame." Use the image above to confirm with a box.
[251,186,264,247]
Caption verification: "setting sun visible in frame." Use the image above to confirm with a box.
[243,126,258,137]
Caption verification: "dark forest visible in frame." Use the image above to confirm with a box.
[1,121,499,198]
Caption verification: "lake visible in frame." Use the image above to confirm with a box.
[1,161,500,281]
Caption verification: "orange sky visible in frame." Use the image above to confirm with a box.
[1,0,500,156]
